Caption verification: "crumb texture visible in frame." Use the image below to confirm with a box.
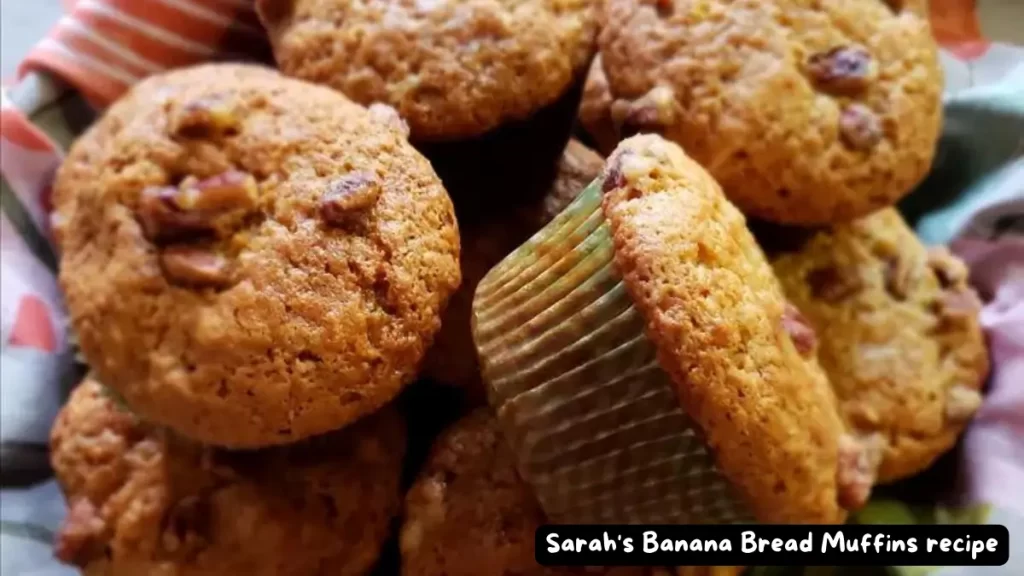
[53,63,460,447]
[583,0,942,224]
[400,409,648,576]
[766,208,989,482]
[50,379,406,576]
[260,0,598,140]
[601,135,847,523]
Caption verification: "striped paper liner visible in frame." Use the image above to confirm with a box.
[473,176,752,525]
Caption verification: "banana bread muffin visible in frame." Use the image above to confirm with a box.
[763,209,989,482]
[580,0,942,224]
[52,63,460,447]
[50,378,406,576]
[258,0,598,141]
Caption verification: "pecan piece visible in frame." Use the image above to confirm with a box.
[807,47,875,96]
[320,172,382,225]
[806,266,863,302]
[612,86,679,138]
[884,256,914,300]
[55,499,106,565]
[836,434,885,511]
[160,246,232,289]
[172,98,239,139]
[927,246,968,289]
[176,170,258,213]
[945,385,983,423]
[137,186,214,242]
[781,303,817,357]
[839,104,883,150]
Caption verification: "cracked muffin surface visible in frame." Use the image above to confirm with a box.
[763,209,990,482]
[50,378,406,576]
[582,0,942,224]
[258,0,598,141]
[52,63,460,447]
[400,409,649,576]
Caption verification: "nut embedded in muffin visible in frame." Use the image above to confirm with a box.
[50,378,406,576]
[472,134,852,525]
[52,63,461,448]
[763,208,990,482]
[579,0,942,224]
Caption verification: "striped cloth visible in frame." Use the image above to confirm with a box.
[0,1,1023,576]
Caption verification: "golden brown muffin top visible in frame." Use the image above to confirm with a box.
[601,135,848,523]
[400,409,651,576]
[423,139,605,395]
[50,378,406,576]
[766,209,989,482]
[53,63,460,448]
[259,0,598,141]
[585,0,942,224]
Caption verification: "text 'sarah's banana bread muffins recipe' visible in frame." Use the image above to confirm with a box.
[51,63,461,448]
[472,135,876,527]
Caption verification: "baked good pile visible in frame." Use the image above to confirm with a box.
[47,1,988,575]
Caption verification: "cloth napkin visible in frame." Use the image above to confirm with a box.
[0,1,1021,575]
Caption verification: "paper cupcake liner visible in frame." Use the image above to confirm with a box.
[472,178,752,524]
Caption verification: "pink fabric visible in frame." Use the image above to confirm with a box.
[952,237,1024,515]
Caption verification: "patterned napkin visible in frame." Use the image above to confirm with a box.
[0,1,1021,575]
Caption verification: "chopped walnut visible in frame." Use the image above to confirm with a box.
[945,385,983,423]
[781,303,817,357]
[806,266,863,302]
[884,256,915,300]
[137,186,214,242]
[175,170,258,213]
[172,98,239,138]
[160,246,232,289]
[839,104,883,150]
[807,47,875,96]
[320,172,382,225]
[836,434,884,511]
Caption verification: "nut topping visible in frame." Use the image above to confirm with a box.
[945,385,983,423]
[807,47,875,96]
[884,256,914,300]
[172,98,239,138]
[320,172,382,225]
[138,186,214,242]
[781,303,817,357]
[175,170,258,213]
[806,265,863,302]
[836,433,884,511]
[839,104,883,150]
[160,246,232,288]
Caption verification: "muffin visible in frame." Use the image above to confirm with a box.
[401,409,657,576]
[472,135,859,526]
[51,63,460,448]
[580,0,942,224]
[258,0,598,141]
[762,209,989,482]
[422,139,605,401]
[50,378,406,576]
